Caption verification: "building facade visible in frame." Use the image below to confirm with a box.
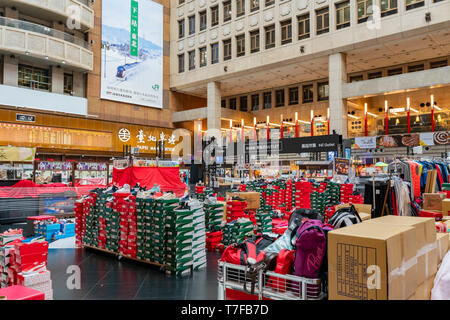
[170,0,450,144]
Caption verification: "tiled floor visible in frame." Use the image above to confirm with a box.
[48,248,222,300]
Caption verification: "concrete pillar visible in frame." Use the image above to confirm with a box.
[207,81,221,131]
[73,71,85,97]
[3,55,18,86]
[329,52,347,138]
[51,66,64,94]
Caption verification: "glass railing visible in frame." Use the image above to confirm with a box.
[77,0,91,6]
[0,16,90,50]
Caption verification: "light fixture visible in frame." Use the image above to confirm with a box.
[310,110,314,121]
[62,60,66,64]
[367,112,377,117]
[438,114,442,122]
[253,117,256,126]
[348,114,359,119]
[295,112,298,122]
[385,100,388,113]
[415,115,420,122]
[25,51,30,56]
[45,56,49,60]
[395,118,400,125]
[410,107,419,113]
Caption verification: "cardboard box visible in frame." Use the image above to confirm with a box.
[359,212,371,221]
[442,199,450,216]
[436,233,449,263]
[328,223,417,300]
[415,274,436,300]
[335,203,372,220]
[423,193,446,211]
[364,215,437,285]
[226,192,260,209]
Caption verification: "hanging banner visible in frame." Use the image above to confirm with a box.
[0,146,35,162]
[101,0,163,108]
[419,132,435,146]
[354,136,377,149]
[334,157,350,177]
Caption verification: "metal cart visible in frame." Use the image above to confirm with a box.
[218,261,326,300]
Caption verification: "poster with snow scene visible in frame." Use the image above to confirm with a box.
[101,0,163,108]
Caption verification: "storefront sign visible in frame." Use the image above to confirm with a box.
[389,107,406,114]
[334,157,350,177]
[16,114,35,123]
[354,136,377,149]
[0,146,35,162]
[282,134,341,154]
[116,127,178,154]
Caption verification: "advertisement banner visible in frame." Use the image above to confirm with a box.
[101,0,163,108]
[354,136,377,149]
[0,146,35,162]
[334,158,350,177]
[419,132,434,146]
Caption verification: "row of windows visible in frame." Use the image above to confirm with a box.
[17,64,74,94]
[178,0,442,40]
[348,58,448,82]
[221,83,329,111]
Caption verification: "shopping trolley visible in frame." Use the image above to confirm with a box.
[217,261,326,300]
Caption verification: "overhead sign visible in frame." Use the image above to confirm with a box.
[389,107,406,113]
[101,0,163,108]
[354,136,377,149]
[0,146,35,162]
[282,134,341,154]
[16,114,35,123]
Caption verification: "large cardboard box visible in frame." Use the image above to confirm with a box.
[436,233,449,263]
[364,216,437,285]
[226,192,260,209]
[414,273,436,300]
[328,223,417,300]
[442,199,450,216]
[423,193,446,211]
[335,203,372,220]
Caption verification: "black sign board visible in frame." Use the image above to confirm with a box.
[281,134,341,154]
[16,113,35,123]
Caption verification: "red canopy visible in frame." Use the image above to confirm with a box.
[112,167,187,197]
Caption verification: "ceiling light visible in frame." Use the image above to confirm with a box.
[348,114,359,119]
[62,60,66,64]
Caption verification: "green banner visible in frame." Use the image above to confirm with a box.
[130,0,139,56]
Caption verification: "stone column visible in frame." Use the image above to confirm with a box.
[207,81,221,132]
[3,55,18,87]
[51,66,64,94]
[329,52,348,138]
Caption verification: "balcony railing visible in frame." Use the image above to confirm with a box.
[0,16,90,50]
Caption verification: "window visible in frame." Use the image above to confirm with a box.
[179,0,185,4]
[199,11,207,31]
[236,34,245,57]
[288,87,298,105]
[250,0,260,12]
[240,96,248,111]
[275,89,285,107]
[251,94,260,111]
[237,0,245,17]
[189,15,195,35]
[263,92,272,109]
[430,59,447,69]
[265,0,275,7]
[302,84,313,103]
[336,1,350,29]
[188,50,195,70]
[211,6,219,26]
[405,0,424,10]
[316,7,329,35]
[357,0,373,23]
[18,65,51,91]
[350,75,364,82]
[223,1,232,22]
[368,71,382,79]
[298,14,310,40]
[178,53,185,73]
[380,0,398,16]
[64,73,73,95]
[250,30,260,53]
[318,82,329,101]
[265,24,275,49]
[280,20,292,45]
[221,99,227,108]
[178,19,185,39]
[408,64,424,73]
[211,43,219,64]
[199,47,207,67]
[223,39,232,60]
[387,67,402,76]
[229,98,237,110]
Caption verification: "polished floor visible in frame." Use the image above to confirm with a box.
[48,248,222,300]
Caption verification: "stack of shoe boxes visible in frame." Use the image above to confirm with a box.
[226,200,248,222]
[74,200,85,248]
[83,193,98,247]
[325,182,341,207]
[165,202,194,276]
[294,181,312,209]
[255,209,272,233]
[17,268,53,300]
[116,192,131,256]
[153,199,177,264]
[105,197,120,252]
[204,202,223,230]
[143,198,154,262]
[126,196,137,258]
[136,197,147,260]
[96,193,108,249]
[191,200,206,270]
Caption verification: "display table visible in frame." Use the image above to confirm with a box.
[0,285,45,300]
[25,215,57,237]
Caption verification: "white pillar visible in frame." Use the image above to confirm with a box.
[329,52,347,138]
[51,66,64,94]
[3,55,18,87]
[207,81,221,131]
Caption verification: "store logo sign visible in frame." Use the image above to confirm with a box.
[118,128,131,142]
[16,113,35,123]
